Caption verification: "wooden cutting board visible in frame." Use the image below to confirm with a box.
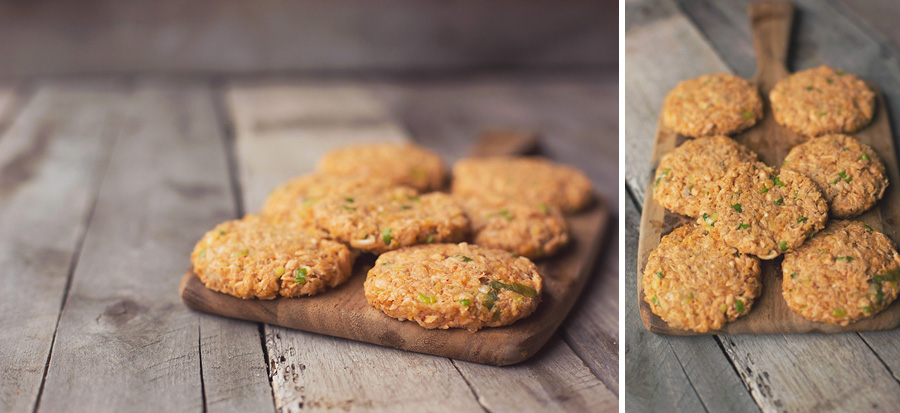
[180,132,610,365]
[637,1,900,336]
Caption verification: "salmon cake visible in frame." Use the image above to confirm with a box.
[700,162,828,259]
[662,73,763,137]
[316,142,446,191]
[653,135,758,217]
[365,243,542,331]
[782,134,888,218]
[770,66,875,136]
[451,157,593,213]
[312,187,469,254]
[643,224,761,333]
[459,197,569,259]
[260,173,401,225]
[191,215,354,299]
[783,220,900,325]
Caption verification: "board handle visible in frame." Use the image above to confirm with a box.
[469,129,538,157]
[749,1,794,90]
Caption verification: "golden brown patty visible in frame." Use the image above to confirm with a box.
[700,162,828,259]
[782,134,888,218]
[770,66,875,136]
[260,173,400,225]
[643,224,761,333]
[662,73,763,137]
[653,135,758,217]
[191,215,354,299]
[459,196,569,259]
[316,142,446,191]
[311,187,469,254]
[783,220,900,325]
[365,243,542,331]
[451,157,593,213]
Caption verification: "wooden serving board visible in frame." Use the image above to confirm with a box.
[637,1,900,335]
[181,132,609,365]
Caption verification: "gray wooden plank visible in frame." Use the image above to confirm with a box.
[678,0,900,394]
[226,81,615,411]
[0,84,121,413]
[832,0,900,62]
[201,318,274,413]
[561,225,618,393]
[624,194,758,413]
[37,81,271,412]
[370,73,618,213]
[0,86,19,134]
[453,336,618,413]
[0,0,615,77]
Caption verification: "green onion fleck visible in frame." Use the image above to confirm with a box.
[779,241,788,251]
[345,197,354,203]
[791,273,798,279]
[827,78,834,84]
[218,230,226,235]
[459,299,471,306]
[860,153,870,161]
[484,291,499,309]
[510,253,520,258]
[864,224,873,233]
[400,205,411,210]
[656,271,664,278]
[838,170,850,183]
[294,267,307,284]
[455,255,473,262]
[774,198,783,205]
[655,168,671,186]
[773,176,785,187]
[806,86,814,91]
[760,186,769,194]
[342,205,356,210]
[732,203,743,212]
[863,306,872,313]
[275,266,285,277]
[199,247,207,259]
[417,294,436,304]
[735,300,745,313]
[836,256,855,262]
[833,308,847,317]
[741,111,754,120]
[651,294,659,306]
[237,249,249,257]
[837,70,845,76]
[498,210,513,221]
[539,204,549,214]
[425,234,435,243]
[382,228,393,245]
[798,217,808,223]
[738,223,751,230]
[818,112,827,117]
[410,196,421,203]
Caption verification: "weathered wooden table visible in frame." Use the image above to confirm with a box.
[0,73,617,412]
[626,0,900,411]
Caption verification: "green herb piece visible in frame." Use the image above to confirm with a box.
[484,291,499,309]
[294,267,307,284]
[510,253,519,258]
[791,273,798,279]
[237,249,249,257]
[655,168,671,186]
[342,205,356,210]
[864,224,873,233]
[806,86,814,91]
[539,204,549,214]
[860,153,870,161]
[760,186,769,194]
[382,228,393,245]
[863,306,872,314]
[492,310,501,321]
[455,255,473,262]
[702,212,718,226]
[275,266,285,277]
[818,112,827,117]
[411,168,425,179]
[218,230,226,235]
[417,294,436,304]
[773,176,785,187]
[425,234,435,243]
[344,197,354,203]
[498,210,513,221]
[732,203,743,212]
[837,70,845,76]
[459,299,471,306]
[400,205,411,210]
[199,247,207,259]
[833,308,847,317]
[656,271,664,278]
[779,241,788,251]
[735,300,745,313]
[835,256,855,262]
[737,222,751,230]
[798,217,808,223]
[410,196,421,202]
[381,260,393,266]
[489,280,537,297]
[774,198,783,205]
[827,78,834,84]
[741,111,754,120]
[838,170,850,183]
[651,294,659,306]
[720,304,728,313]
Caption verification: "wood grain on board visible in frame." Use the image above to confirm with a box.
[637,1,900,336]
[181,102,609,364]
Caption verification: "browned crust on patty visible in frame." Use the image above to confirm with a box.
[770,66,875,137]
[662,73,763,137]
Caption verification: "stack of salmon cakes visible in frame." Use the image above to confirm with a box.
[191,142,594,331]
[645,66,896,332]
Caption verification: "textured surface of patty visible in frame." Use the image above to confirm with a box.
[662,73,763,137]
[365,243,542,331]
[783,134,888,218]
[770,66,875,136]
[783,220,900,325]
[260,173,400,224]
[643,224,761,333]
[700,162,828,259]
[312,187,469,254]
[459,196,569,259]
[191,215,354,299]
[316,142,446,191]
[653,135,758,217]
[451,156,593,213]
